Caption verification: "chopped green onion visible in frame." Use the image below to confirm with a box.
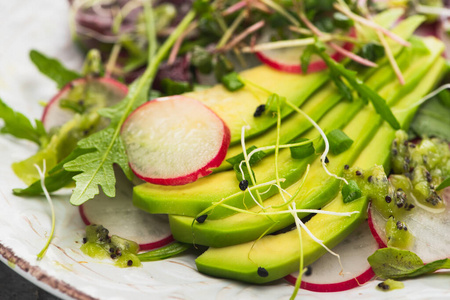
[289,138,315,159]
[226,145,266,166]
[327,129,354,154]
[161,79,192,95]
[233,164,256,184]
[221,72,244,91]
[342,180,362,203]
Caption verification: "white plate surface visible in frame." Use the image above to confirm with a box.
[0,1,449,299]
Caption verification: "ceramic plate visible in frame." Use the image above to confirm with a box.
[1,1,450,299]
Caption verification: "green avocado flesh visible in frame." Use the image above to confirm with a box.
[187,65,327,144]
[167,38,445,247]
[133,17,429,220]
[195,194,368,284]
[195,55,447,284]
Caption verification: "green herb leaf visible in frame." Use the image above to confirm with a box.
[436,177,450,191]
[341,180,362,203]
[360,43,385,62]
[0,98,48,146]
[327,129,353,154]
[137,242,190,261]
[191,46,213,74]
[29,50,80,89]
[82,49,104,77]
[314,46,401,129]
[221,72,244,91]
[290,138,315,159]
[368,248,450,279]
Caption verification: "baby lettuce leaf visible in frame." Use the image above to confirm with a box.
[64,7,196,205]
[0,98,48,146]
[29,50,81,89]
[368,248,450,279]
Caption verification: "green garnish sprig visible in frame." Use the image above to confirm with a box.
[65,4,197,205]
[313,44,401,130]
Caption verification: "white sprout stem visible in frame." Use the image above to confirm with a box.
[298,12,377,68]
[221,20,265,51]
[245,139,316,164]
[287,102,349,185]
[415,4,450,17]
[333,3,410,47]
[394,84,450,112]
[34,160,55,260]
[242,36,331,52]
[260,0,300,27]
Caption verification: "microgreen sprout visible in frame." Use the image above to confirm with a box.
[394,84,450,111]
[285,101,349,185]
[34,160,55,260]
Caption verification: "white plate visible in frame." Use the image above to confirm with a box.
[1,1,450,299]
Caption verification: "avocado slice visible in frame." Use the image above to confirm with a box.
[195,194,369,284]
[132,16,427,219]
[169,38,446,247]
[194,56,447,284]
[189,65,327,144]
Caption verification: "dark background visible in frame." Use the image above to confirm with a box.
[0,262,60,300]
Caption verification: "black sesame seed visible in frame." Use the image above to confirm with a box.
[196,214,208,223]
[82,237,87,244]
[368,175,373,183]
[356,170,362,176]
[257,267,269,277]
[304,266,312,276]
[127,260,133,266]
[378,282,390,290]
[253,104,266,117]
[396,221,403,230]
[385,195,392,203]
[325,156,329,164]
[344,164,350,170]
[403,140,408,146]
[403,226,408,231]
[409,143,416,148]
[239,180,249,191]
[110,254,117,259]
[392,149,398,156]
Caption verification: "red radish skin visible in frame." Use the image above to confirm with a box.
[121,95,231,186]
[79,169,174,251]
[256,28,355,74]
[367,203,388,248]
[285,221,378,292]
[41,77,128,130]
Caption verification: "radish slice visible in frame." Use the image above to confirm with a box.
[42,77,128,130]
[79,170,174,251]
[255,29,355,73]
[121,95,231,186]
[367,203,387,248]
[368,187,450,263]
[285,221,377,292]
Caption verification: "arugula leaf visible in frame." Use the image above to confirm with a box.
[29,50,80,89]
[368,248,450,279]
[0,98,48,146]
[13,148,92,196]
[314,45,401,130]
[64,8,197,205]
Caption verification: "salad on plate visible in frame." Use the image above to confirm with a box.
[1,0,450,299]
